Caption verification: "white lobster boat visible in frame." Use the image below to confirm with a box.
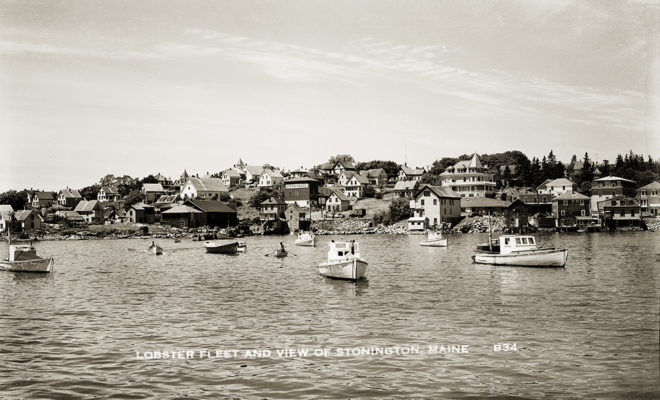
[472,235,568,267]
[420,231,447,247]
[317,240,368,280]
[204,240,239,254]
[0,242,54,273]
[294,231,315,247]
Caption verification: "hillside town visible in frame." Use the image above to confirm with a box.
[1,150,659,239]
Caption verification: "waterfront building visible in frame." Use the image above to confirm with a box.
[161,204,205,228]
[590,176,636,215]
[284,203,311,232]
[97,186,120,203]
[32,191,57,208]
[141,183,165,204]
[180,177,228,201]
[409,184,461,229]
[74,200,103,224]
[185,200,238,228]
[58,188,82,208]
[103,207,125,224]
[393,180,419,199]
[55,210,85,224]
[325,189,351,213]
[460,197,510,216]
[552,191,591,229]
[126,203,156,224]
[536,178,577,196]
[597,195,642,228]
[440,154,496,198]
[284,177,320,208]
[13,209,44,232]
[637,181,660,217]
[259,197,287,221]
[504,199,530,232]
[0,204,14,232]
[258,169,284,188]
[398,165,425,182]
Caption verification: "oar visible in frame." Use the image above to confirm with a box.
[264,251,276,257]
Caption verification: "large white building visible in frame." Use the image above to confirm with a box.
[408,184,461,231]
[440,154,496,198]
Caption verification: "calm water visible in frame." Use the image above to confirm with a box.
[1,232,659,399]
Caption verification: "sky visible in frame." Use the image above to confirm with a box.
[1,0,659,191]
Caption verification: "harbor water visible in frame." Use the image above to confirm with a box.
[1,232,659,399]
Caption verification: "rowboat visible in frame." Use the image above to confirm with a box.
[275,249,288,258]
[148,241,163,255]
[317,240,368,281]
[420,231,447,247]
[295,231,315,247]
[0,243,54,273]
[472,235,568,267]
[204,240,239,254]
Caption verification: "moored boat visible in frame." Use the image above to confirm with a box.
[237,241,247,252]
[294,231,315,247]
[204,240,239,254]
[420,231,447,247]
[317,240,368,280]
[0,242,54,273]
[472,235,568,267]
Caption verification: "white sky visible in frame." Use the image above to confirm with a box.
[1,0,658,191]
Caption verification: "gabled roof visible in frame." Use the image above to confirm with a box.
[468,154,483,168]
[0,204,14,213]
[154,173,169,182]
[401,165,425,176]
[100,186,118,195]
[285,177,320,184]
[554,191,590,201]
[34,191,57,199]
[597,195,639,205]
[319,162,334,170]
[329,189,350,201]
[594,176,635,183]
[393,180,418,191]
[351,174,371,185]
[361,168,387,178]
[538,178,575,189]
[460,197,510,208]
[59,188,82,198]
[332,160,356,170]
[186,200,237,214]
[223,169,242,178]
[639,181,660,190]
[446,154,484,171]
[245,165,264,176]
[285,203,310,213]
[130,202,155,211]
[263,169,283,178]
[162,204,203,214]
[58,210,84,221]
[74,200,100,213]
[261,197,286,206]
[13,210,36,221]
[186,177,228,193]
[142,183,164,192]
[415,184,461,199]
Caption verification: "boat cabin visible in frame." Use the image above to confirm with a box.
[328,241,360,261]
[498,235,538,254]
[9,244,40,262]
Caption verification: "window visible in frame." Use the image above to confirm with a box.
[631,210,635,217]
[420,200,425,206]
[521,238,528,244]
[516,238,523,244]
[433,199,437,205]
[433,218,437,225]
[504,238,510,245]
[581,210,586,216]
[560,210,565,216]
[424,190,430,197]
[529,238,535,244]
[620,210,625,217]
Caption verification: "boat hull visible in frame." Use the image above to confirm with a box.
[204,241,239,254]
[275,250,288,258]
[472,248,568,267]
[420,238,448,247]
[295,233,315,247]
[318,259,368,280]
[0,257,54,273]
[149,245,163,255]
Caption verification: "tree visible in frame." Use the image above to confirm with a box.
[79,184,101,200]
[249,188,283,208]
[328,154,355,165]
[0,190,28,210]
[123,190,144,209]
[355,160,400,179]
[389,198,411,222]
[141,175,158,184]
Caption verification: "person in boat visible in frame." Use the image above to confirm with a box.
[350,240,355,255]
[280,242,285,252]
